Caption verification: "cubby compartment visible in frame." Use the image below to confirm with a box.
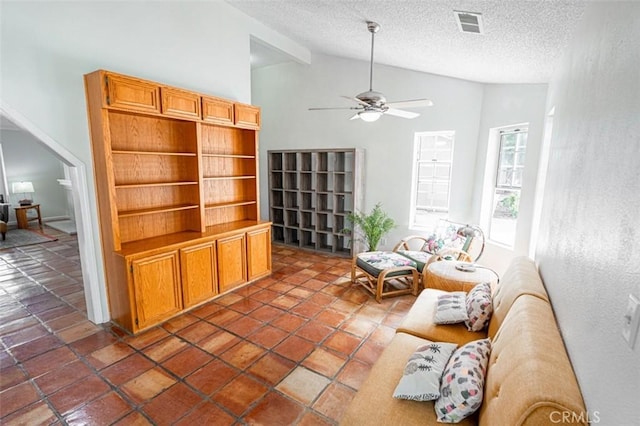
[284,152,297,170]
[203,156,256,178]
[109,112,197,154]
[301,230,315,250]
[270,152,283,171]
[270,208,284,225]
[317,233,333,252]
[285,227,299,245]
[271,190,284,208]
[301,192,315,211]
[300,172,314,191]
[200,125,256,157]
[285,210,299,227]
[284,172,298,190]
[284,191,299,209]
[300,211,315,230]
[272,225,285,243]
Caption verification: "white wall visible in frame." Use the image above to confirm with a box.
[252,54,485,249]
[536,3,640,424]
[1,129,68,222]
[472,84,548,274]
[0,1,308,322]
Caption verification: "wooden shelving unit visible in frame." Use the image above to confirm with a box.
[268,149,364,256]
[84,70,270,333]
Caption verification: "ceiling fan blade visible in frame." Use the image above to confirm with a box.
[384,108,420,119]
[385,99,434,109]
[349,113,361,120]
[309,107,360,111]
[341,95,370,107]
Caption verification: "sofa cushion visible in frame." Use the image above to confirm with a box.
[397,289,484,347]
[393,342,458,401]
[341,332,476,426]
[478,296,587,426]
[488,256,549,339]
[465,282,493,332]
[356,251,417,278]
[434,292,469,324]
[435,338,492,423]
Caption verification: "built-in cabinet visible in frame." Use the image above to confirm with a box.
[268,149,364,256]
[85,70,270,333]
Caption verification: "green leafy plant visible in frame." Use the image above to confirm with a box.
[344,202,396,251]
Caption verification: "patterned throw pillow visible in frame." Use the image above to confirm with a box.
[393,342,458,401]
[465,282,493,332]
[434,292,469,324]
[435,338,492,423]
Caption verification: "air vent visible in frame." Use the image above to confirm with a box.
[454,10,484,34]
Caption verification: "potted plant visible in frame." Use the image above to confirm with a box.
[345,202,396,251]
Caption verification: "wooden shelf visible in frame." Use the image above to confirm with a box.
[203,176,256,181]
[202,153,255,159]
[115,181,198,189]
[118,204,199,218]
[205,200,257,209]
[112,150,197,157]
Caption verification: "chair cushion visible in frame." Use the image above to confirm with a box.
[356,251,417,278]
[396,249,432,272]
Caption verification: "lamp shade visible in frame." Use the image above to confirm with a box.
[12,181,35,194]
[359,110,382,122]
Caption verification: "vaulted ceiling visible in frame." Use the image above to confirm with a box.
[229,0,587,84]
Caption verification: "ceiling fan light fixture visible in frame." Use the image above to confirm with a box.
[358,110,382,122]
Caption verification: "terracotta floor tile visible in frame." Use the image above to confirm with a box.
[173,401,235,426]
[101,353,155,387]
[302,278,330,291]
[382,311,405,328]
[273,335,315,362]
[336,358,372,390]
[368,324,396,346]
[196,330,240,355]
[86,341,135,369]
[64,391,132,426]
[142,336,188,363]
[0,323,49,348]
[160,313,199,333]
[9,334,63,362]
[249,288,280,304]
[316,308,348,327]
[312,382,356,422]
[224,315,263,337]
[244,391,305,425]
[323,331,361,356]
[246,324,289,349]
[297,411,335,426]
[189,302,224,319]
[339,317,377,338]
[206,309,242,326]
[292,300,324,319]
[287,287,314,300]
[214,292,244,306]
[69,330,118,356]
[120,367,176,404]
[0,381,40,417]
[247,352,296,386]
[175,320,219,343]
[270,294,301,310]
[22,346,77,378]
[34,304,76,322]
[34,359,93,394]
[0,315,39,335]
[308,291,335,306]
[353,340,386,365]
[276,366,330,405]
[141,383,203,425]
[228,298,263,314]
[302,347,348,378]
[111,411,153,425]
[296,322,334,344]
[125,327,171,350]
[330,299,361,315]
[220,341,265,370]
[271,313,308,333]
[212,374,268,416]
[186,358,238,396]
[0,365,27,391]
[48,374,110,416]
[0,400,57,426]
[357,304,388,323]
[56,320,101,344]
[162,346,213,378]
[248,304,286,323]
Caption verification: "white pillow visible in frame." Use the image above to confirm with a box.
[393,342,458,401]
[465,282,493,332]
[434,292,469,324]
[435,338,492,423]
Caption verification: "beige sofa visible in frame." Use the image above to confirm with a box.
[341,257,587,425]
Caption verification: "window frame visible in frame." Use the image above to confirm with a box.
[409,130,455,230]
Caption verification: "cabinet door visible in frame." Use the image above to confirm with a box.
[217,234,247,292]
[234,104,261,129]
[180,242,218,308]
[161,87,201,120]
[202,96,234,125]
[131,251,182,330]
[106,73,160,113]
[247,227,272,281]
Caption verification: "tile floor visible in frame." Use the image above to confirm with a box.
[0,226,416,425]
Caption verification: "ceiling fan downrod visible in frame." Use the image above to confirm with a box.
[367,21,380,92]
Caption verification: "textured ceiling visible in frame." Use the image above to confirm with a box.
[229,0,587,84]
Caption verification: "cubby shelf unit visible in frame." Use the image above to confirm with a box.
[268,148,364,256]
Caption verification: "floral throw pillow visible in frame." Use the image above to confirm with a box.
[435,338,492,423]
[465,282,493,332]
[434,292,469,324]
[393,342,458,401]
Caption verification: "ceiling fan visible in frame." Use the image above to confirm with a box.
[309,21,433,122]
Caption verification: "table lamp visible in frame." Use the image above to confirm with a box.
[12,181,35,206]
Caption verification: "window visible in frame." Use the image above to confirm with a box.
[489,127,528,246]
[410,131,454,229]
